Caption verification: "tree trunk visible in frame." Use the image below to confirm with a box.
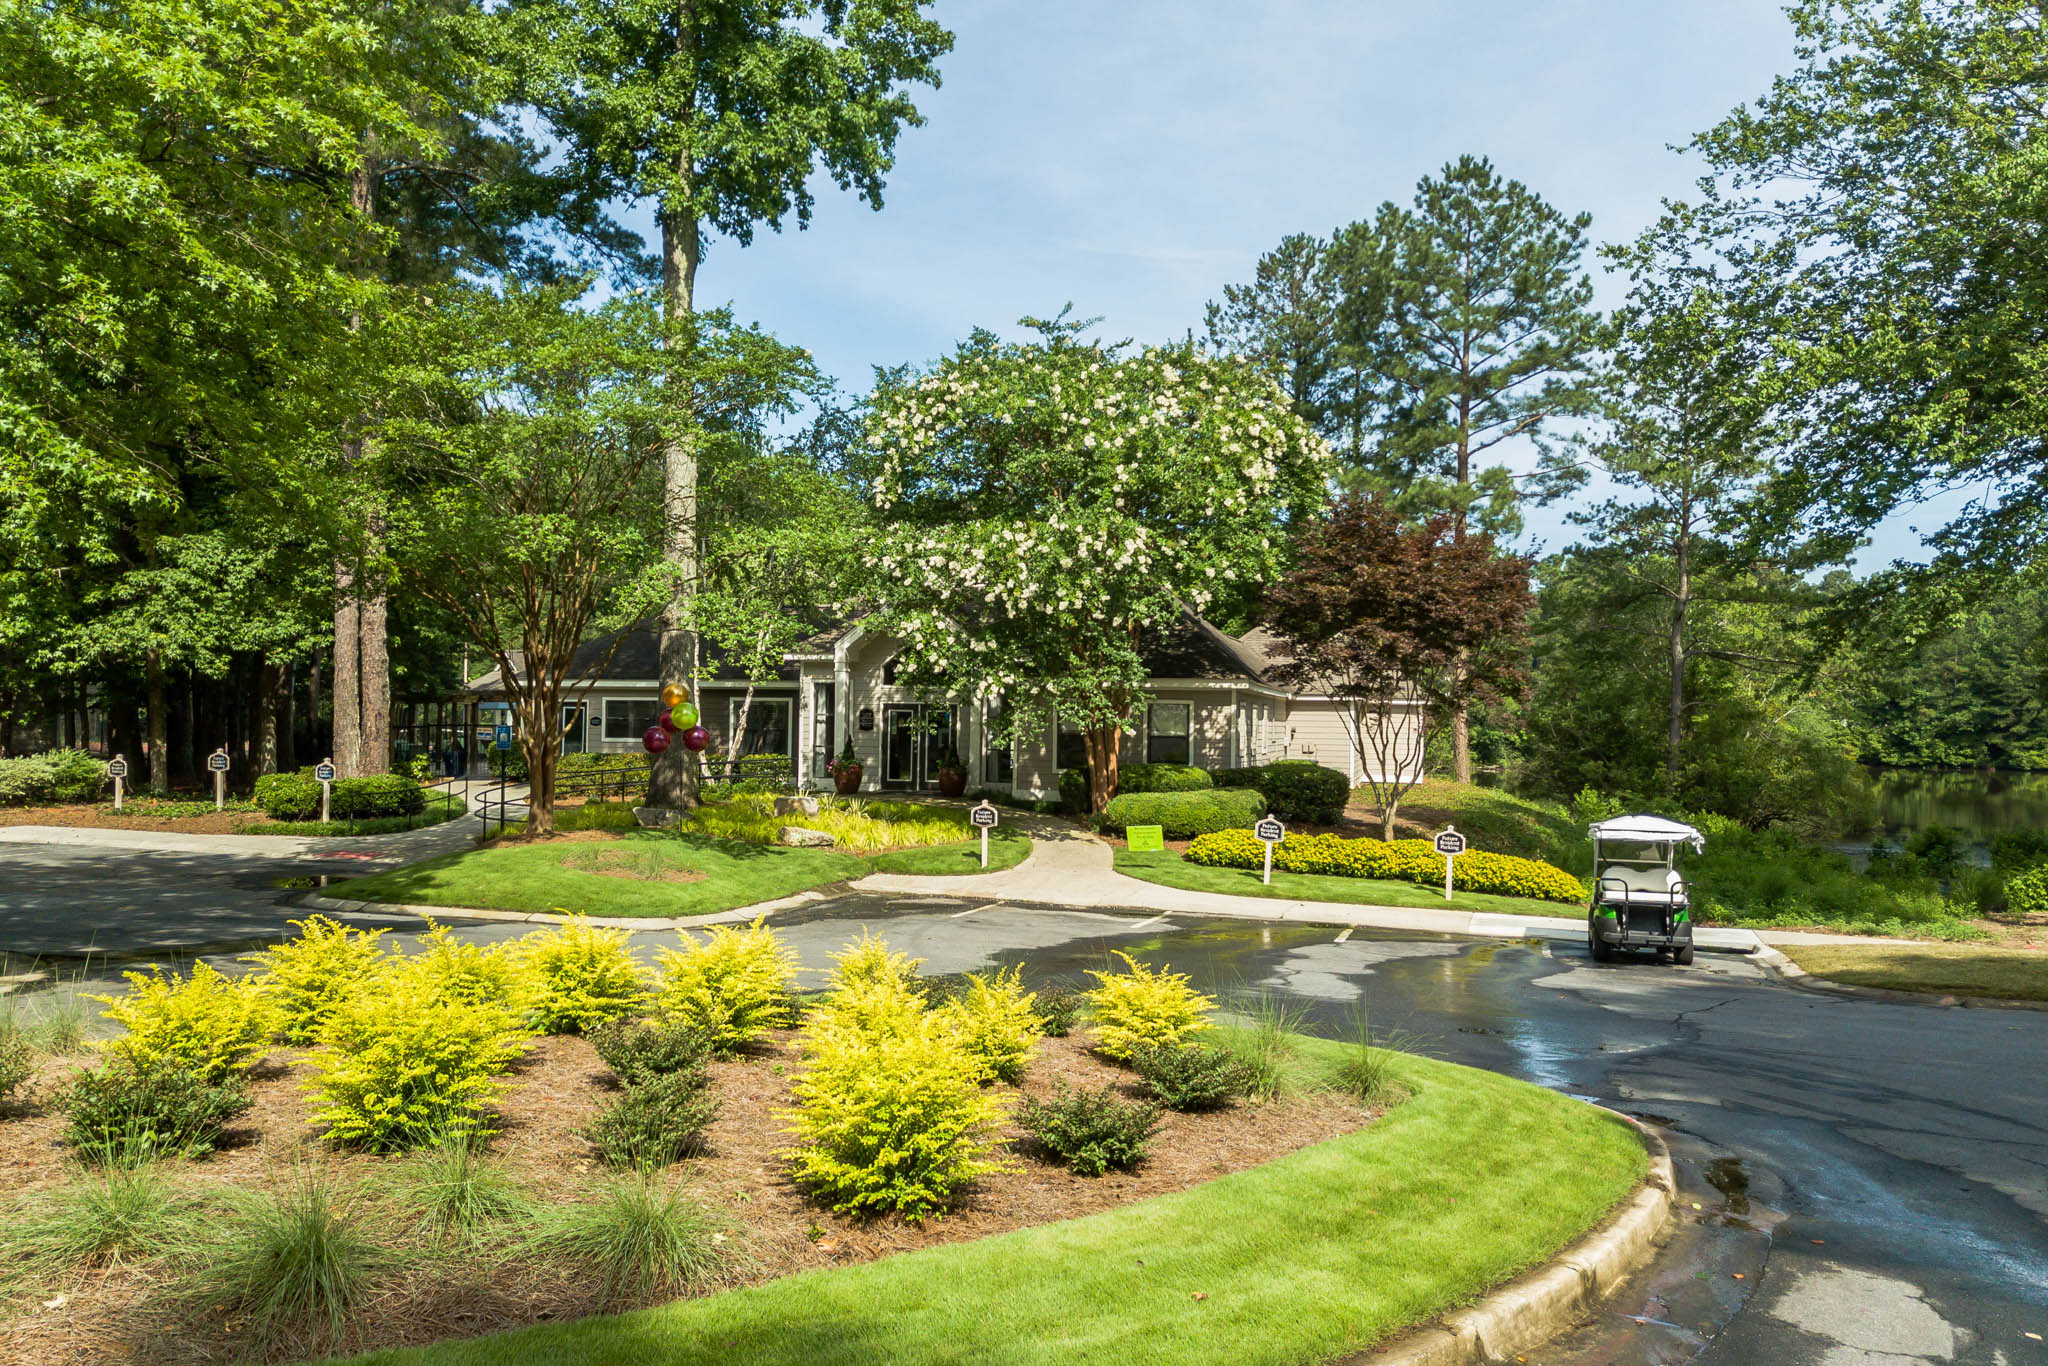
[1380,799,1399,843]
[1666,525,1691,795]
[1450,668,1472,785]
[146,649,168,795]
[361,573,390,774]
[280,662,297,772]
[254,660,282,776]
[649,4,703,811]
[516,684,559,835]
[308,659,323,761]
[334,571,361,774]
[1083,724,1122,814]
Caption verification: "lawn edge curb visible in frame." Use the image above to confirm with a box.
[296,887,842,931]
[1361,1110,1673,1366]
[1753,945,2048,1012]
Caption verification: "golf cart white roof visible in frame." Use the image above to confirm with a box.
[1588,814,1705,851]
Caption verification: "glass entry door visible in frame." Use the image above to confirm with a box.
[881,705,921,788]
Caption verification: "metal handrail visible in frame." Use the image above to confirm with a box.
[476,766,648,840]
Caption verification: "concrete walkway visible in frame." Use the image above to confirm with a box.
[853,812,1886,955]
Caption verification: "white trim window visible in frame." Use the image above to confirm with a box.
[729,697,793,758]
[603,697,660,741]
[1146,702,1191,765]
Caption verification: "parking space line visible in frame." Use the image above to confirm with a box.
[1128,913,1171,931]
[1335,926,1354,943]
[950,902,1002,918]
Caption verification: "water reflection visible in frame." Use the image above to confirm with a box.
[1864,766,2048,842]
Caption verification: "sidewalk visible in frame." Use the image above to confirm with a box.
[854,812,1804,954]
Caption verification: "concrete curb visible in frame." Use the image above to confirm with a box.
[1754,944,2048,1012]
[1363,1111,1674,1366]
[297,888,840,933]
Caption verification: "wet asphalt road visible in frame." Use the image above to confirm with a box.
[4,848,2045,1366]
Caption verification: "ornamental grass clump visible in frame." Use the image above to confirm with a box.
[93,961,273,1082]
[241,917,393,1044]
[1017,1083,1161,1176]
[1085,951,1215,1061]
[303,959,528,1153]
[655,918,798,1055]
[518,917,648,1034]
[526,1173,728,1309]
[182,1171,389,1350]
[937,966,1041,1084]
[0,1162,210,1274]
[381,1130,536,1244]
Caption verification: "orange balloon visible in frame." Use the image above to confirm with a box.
[660,683,689,709]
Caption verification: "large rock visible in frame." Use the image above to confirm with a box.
[773,795,821,818]
[776,824,836,848]
[633,806,685,829]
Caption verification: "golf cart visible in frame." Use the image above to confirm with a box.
[1586,814,1704,965]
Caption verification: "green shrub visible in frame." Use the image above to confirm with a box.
[525,1173,726,1309]
[64,1060,253,1163]
[589,1015,712,1088]
[1210,761,1348,821]
[242,917,394,1044]
[937,966,1041,1084]
[1906,824,1968,876]
[183,1173,388,1350]
[93,961,273,1082]
[1017,1083,1160,1176]
[1117,762,1212,794]
[1035,984,1082,1037]
[0,1162,209,1273]
[582,1071,720,1170]
[488,745,529,781]
[304,965,528,1152]
[1,1022,35,1105]
[1099,788,1264,838]
[0,749,108,805]
[785,1006,1011,1222]
[1990,829,2048,871]
[1085,951,1215,1060]
[655,917,798,1055]
[518,917,649,1034]
[254,772,321,820]
[253,771,428,821]
[1059,766,1091,815]
[1130,1042,1252,1111]
[2006,864,2048,917]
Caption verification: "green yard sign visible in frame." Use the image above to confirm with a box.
[1126,824,1165,853]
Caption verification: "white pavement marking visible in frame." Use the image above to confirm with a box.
[950,902,1002,918]
[1128,913,1171,931]
[1334,926,1354,943]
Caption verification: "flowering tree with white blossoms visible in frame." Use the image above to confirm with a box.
[865,316,1332,811]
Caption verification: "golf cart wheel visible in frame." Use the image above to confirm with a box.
[1587,917,1612,962]
[1672,941,1695,966]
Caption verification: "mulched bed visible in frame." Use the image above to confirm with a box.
[0,804,264,834]
[0,1028,1376,1365]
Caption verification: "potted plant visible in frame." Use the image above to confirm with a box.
[827,738,863,795]
[935,743,969,798]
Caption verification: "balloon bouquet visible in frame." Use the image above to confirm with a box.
[643,682,712,758]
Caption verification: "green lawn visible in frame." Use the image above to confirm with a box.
[327,832,865,918]
[1114,848,1579,918]
[244,791,470,837]
[866,828,1033,875]
[330,1044,1645,1366]
[1359,779,1588,870]
[1778,942,2048,1001]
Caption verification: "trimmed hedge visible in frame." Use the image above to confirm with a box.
[0,749,108,805]
[1059,767,1091,815]
[1210,760,1347,823]
[1100,789,1263,839]
[1117,763,1213,795]
[1185,829,1588,904]
[254,770,429,821]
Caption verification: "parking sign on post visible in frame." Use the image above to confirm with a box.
[1254,814,1285,885]
[315,758,337,823]
[1434,826,1467,900]
[107,755,128,811]
[207,748,229,810]
[970,800,998,868]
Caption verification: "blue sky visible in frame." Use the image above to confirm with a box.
[623,0,1950,565]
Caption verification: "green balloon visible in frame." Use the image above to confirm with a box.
[674,703,700,729]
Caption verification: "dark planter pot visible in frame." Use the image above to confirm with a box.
[833,764,863,795]
[937,767,968,799]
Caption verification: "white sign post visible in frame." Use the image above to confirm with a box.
[107,754,128,811]
[1254,814,1286,885]
[315,758,337,824]
[1434,826,1467,901]
[207,747,230,810]
[971,800,999,868]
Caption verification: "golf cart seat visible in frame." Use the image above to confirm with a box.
[1597,864,1687,906]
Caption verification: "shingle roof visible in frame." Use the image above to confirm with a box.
[455,621,796,695]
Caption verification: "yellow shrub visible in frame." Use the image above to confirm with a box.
[304,959,529,1151]
[240,916,393,1044]
[829,930,923,992]
[655,917,798,1054]
[1182,830,1586,903]
[810,972,928,1047]
[518,917,648,1034]
[1085,952,1215,1060]
[938,966,1041,1084]
[783,1006,1010,1222]
[94,961,273,1082]
[413,921,533,1015]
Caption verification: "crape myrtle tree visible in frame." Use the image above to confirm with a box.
[508,0,953,810]
[1265,496,1532,840]
[378,282,819,831]
[864,314,1331,813]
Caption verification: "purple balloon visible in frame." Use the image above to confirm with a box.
[681,725,710,752]
[642,725,671,754]
[658,707,675,732]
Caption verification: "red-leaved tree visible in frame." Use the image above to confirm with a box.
[1266,496,1533,839]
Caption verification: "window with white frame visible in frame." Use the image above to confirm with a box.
[729,697,792,757]
[1146,702,1191,764]
[603,697,660,740]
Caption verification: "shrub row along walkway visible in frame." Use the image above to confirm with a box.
[852,811,1795,954]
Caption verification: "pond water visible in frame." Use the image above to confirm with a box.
[1860,766,2048,845]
